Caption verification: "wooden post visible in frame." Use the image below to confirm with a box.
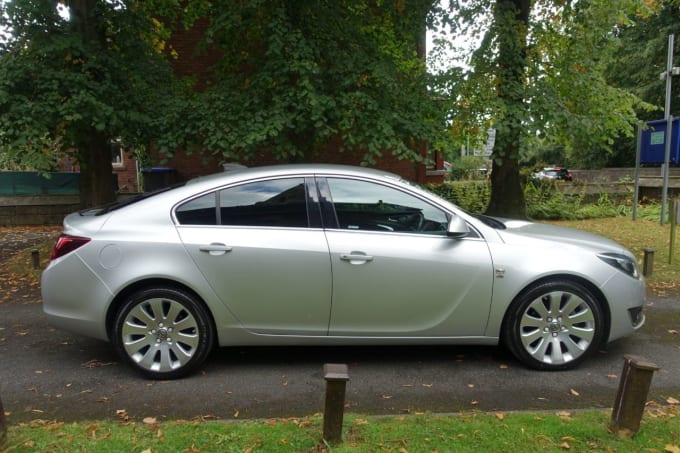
[323,363,349,443]
[610,355,659,437]
[643,248,655,277]
[31,249,40,270]
[0,394,7,447]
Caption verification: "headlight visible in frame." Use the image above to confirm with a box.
[598,253,640,279]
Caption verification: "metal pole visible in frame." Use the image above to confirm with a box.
[633,122,642,220]
[661,34,674,225]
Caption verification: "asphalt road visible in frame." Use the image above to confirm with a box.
[1,292,679,423]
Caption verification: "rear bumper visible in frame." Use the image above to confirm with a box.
[41,254,112,342]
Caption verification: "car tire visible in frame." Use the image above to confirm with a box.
[503,280,604,371]
[112,287,214,379]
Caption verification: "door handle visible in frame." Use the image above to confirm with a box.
[199,243,233,256]
[340,252,374,264]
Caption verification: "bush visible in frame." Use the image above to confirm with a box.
[425,179,651,221]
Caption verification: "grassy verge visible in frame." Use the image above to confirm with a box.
[4,408,679,452]
[548,217,680,296]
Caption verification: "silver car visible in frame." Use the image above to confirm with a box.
[41,164,646,379]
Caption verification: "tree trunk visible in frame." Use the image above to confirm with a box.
[68,0,116,208]
[485,0,530,219]
[78,130,115,209]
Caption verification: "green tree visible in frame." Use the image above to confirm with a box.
[154,0,445,166]
[436,0,653,218]
[604,0,680,167]
[0,0,176,207]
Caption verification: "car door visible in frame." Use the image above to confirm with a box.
[175,177,333,335]
[321,177,495,338]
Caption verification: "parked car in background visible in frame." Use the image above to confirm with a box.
[533,167,573,181]
[42,164,643,379]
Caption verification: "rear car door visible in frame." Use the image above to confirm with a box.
[320,177,495,337]
[175,177,333,335]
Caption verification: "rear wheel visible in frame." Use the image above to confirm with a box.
[503,280,604,371]
[112,287,214,379]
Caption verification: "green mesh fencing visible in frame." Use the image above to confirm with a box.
[0,172,80,195]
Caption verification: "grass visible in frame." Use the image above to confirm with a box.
[547,217,680,296]
[3,408,679,452]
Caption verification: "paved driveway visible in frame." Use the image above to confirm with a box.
[1,294,679,423]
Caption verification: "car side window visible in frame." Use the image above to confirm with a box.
[176,192,218,225]
[176,178,309,227]
[326,178,448,234]
[218,178,308,227]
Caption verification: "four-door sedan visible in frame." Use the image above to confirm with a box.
[41,164,645,379]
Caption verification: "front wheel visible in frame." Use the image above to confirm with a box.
[112,287,214,379]
[503,280,605,371]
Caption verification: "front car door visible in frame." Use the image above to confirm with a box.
[320,177,495,338]
[175,177,333,335]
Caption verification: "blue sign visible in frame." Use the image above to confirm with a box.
[641,118,680,164]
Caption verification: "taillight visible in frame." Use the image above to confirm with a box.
[50,234,91,260]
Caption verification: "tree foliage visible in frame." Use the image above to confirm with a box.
[153,0,445,167]
[0,0,177,206]
[433,0,655,217]
[602,0,680,167]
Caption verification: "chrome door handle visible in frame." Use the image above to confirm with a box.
[199,243,233,256]
[340,253,374,263]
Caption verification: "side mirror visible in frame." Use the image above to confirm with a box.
[447,215,470,238]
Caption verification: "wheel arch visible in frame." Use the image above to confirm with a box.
[500,274,611,348]
[105,278,217,346]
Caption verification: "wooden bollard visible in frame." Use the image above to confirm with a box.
[642,248,655,277]
[322,363,349,443]
[31,249,40,270]
[610,355,659,437]
[0,394,7,447]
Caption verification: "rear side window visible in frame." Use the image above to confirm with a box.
[219,178,308,227]
[175,178,309,227]
[176,192,218,225]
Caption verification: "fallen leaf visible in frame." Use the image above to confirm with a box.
[668,397,680,405]
[382,394,393,399]
[467,384,475,388]
[665,444,680,453]
[470,400,479,406]
[143,417,157,425]
[556,411,572,419]
[355,419,369,425]
[233,410,239,418]
[607,374,617,379]
[422,384,433,388]
[499,364,508,369]
[669,330,678,335]
[495,412,505,420]
[570,389,580,397]
[560,441,571,449]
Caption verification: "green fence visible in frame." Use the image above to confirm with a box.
[0,172,80,195]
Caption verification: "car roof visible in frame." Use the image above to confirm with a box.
[185,164,403,190]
